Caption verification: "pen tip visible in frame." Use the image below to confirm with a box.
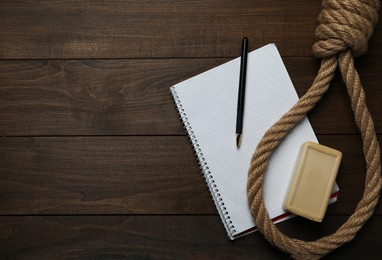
[236,134,242,148]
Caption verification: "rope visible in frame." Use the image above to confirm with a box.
[247,0,382,258]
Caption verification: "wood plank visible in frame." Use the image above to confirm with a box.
[0,58,218,136]
[2,0,381,59]
[0,57,381,136]
[0,135,380,215]
[0,215,381,258]
[0,0,318,59]
[0,136,214,215]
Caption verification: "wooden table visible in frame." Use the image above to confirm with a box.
[1,1,381,258]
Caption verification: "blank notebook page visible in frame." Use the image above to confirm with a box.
[170,44,339,239]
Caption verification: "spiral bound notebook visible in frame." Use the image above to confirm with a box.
[170,44,339,239]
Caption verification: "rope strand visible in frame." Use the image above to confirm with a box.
[247,0,382,258]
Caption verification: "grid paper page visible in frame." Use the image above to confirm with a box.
[171,44,339,239]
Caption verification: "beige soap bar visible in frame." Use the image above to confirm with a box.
[284,142,342,222]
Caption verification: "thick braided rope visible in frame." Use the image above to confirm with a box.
[247,0,382,258]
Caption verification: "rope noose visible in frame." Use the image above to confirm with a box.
[247,0,382,258]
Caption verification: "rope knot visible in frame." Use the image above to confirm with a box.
[313,0,380,58]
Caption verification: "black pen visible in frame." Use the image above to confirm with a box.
[236,37,249,148]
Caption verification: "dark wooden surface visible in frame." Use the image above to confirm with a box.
[0,1,381,259]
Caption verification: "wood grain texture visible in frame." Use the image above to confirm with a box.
[1,0,382,258]
[0,0,319,59]
[0,135,380,215]
[1,0,381,59]
[0,136,212,215]
[0,57,381,136]
[0,215,381,259]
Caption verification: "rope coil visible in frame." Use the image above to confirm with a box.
[247,0,382,258]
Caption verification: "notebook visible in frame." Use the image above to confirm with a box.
[170,44,339,240]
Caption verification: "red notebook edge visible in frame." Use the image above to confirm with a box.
[231,191,340,239]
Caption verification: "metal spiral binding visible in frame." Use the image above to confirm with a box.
[170,87,236,236]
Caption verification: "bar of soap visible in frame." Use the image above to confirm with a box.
[283,142,342,222]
